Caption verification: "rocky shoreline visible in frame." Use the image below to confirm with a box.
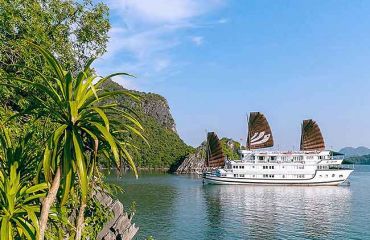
[95,191,138,240]
[175,144,206,174]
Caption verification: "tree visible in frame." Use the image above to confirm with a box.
[5,43,145,240]
[0,0,110,110]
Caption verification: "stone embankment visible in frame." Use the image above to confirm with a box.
[95,191,138,240]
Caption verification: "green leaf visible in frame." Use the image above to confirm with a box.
[24,183,48,194]
[92,107,110,132]
[61,131,73,206]
[72,131,88,202]
[120,146,138,179]
[92,123,120,168]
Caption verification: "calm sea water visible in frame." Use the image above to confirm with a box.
[107,165,370,240]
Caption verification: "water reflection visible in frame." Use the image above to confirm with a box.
[202,185,351,240]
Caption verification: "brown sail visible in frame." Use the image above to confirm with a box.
[300,119,325,151]
[205,132,225,167]
[247,112,274,149]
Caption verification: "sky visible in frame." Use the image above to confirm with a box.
[94,0,370,150]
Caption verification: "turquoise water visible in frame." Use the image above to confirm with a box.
[107,166,370,240]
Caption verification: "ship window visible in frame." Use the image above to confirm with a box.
[234,174,238,177]
[240,174,245,177]
[259,156,264,160]
[325,174,328,178]
[282,175,285,178]
[253,175,255,178]
[339,174,343,178]
[319,175,322,177]
[271,156,276,160]
[241,166,244,169]
[332,174,335,177]
[263,174,268,178]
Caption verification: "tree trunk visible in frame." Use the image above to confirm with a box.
[75,200,87,240]
[38,165,61,240]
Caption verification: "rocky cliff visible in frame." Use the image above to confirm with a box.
[140,93,177,133]
[102,79,193,168]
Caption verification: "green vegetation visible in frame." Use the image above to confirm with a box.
[1,43,144,239]
[220,138,241,160]
[0,128,48,240]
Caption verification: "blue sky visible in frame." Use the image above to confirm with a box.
[95,0,370,150]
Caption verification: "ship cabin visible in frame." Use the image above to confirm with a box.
[238,150,344,165]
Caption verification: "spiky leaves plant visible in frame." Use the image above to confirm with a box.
[0,127,48,240]
[5,43,145,240]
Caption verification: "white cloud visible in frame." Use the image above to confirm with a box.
[111,75,140,90]
[190,36,204,46]
[95,0,227,90]
[154,58,171,72]
[217,18,228,24]
[108,0,225,24]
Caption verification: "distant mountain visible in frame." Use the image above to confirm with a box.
[339,146,370,158]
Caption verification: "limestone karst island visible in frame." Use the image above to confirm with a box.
[1,1,370,240]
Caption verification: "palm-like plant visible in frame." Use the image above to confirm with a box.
[5,43,145,240]
[0,127,48,240]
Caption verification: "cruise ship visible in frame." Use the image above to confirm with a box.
[203,112,353,185]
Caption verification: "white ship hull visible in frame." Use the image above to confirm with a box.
[203,169,353,186]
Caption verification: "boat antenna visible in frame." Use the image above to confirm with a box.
[205,129,210,167]
[246,112,250,150]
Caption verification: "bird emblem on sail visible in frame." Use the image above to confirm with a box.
[250,131,271,146]
[247,112,274,149]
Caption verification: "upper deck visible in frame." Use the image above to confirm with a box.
[236,150,344,164]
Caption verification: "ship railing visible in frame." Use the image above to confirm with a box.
[329,164,355,170]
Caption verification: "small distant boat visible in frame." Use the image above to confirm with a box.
[203,112,353,186]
